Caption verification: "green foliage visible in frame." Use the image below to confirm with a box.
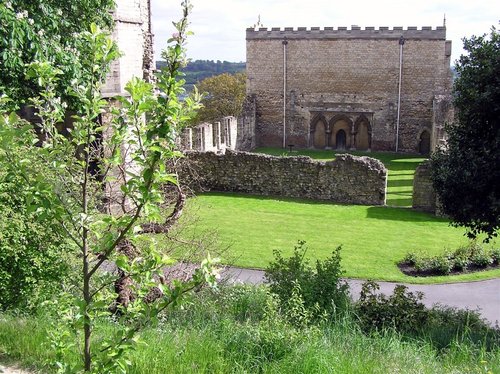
[0,0,115,110]
[0,126,71,310]
[356,281,428,334]
[0,1,218,371]
[430,26,500,240]
[193,72,246,124]
[264,240,350,320]
[1,285,499,373]
[401,241,498,276]
[356,280,500,351]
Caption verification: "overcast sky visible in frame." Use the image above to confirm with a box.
[151,0,499,65]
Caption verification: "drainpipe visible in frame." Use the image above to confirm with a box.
[396,35,405,152]
[282,38,288,149]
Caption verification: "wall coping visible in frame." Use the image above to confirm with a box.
[246,26,446,40]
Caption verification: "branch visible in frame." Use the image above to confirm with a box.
[139,183,186,234]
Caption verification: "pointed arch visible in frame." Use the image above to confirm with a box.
[418,128,431,155]
[310,113,328,149]
[329,114,353,150]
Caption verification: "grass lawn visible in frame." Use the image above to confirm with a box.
[181,193,500,284]
[255,147,426,207]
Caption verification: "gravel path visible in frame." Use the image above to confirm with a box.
[0,363,33,374]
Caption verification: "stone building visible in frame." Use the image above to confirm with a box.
[102,0,154,97]
[246,26,454,154]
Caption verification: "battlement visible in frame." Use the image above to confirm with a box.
[246,26,446,40]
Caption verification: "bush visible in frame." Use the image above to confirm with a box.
[0,172,70,311]
[401,240,498,276]
[426,305,500,351]
[264,240,350,320]
[355,281,428,334]
[490,248,500,265]
[469,245,492,268]
[429,255,453,275]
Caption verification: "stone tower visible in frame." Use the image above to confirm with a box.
[102,0,154,97]
[246,26,453,154]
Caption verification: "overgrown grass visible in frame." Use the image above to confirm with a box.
[178,193,500,283]
[255,147,426,207]
[1,286,498,373]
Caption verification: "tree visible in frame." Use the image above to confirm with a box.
[430,26,500,240]
[0,1,216,372]
[194,72,246,124]
[0,0,114,111]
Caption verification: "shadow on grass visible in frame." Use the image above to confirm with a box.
[365,206,449,222]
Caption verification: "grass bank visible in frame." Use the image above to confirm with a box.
[180,193,499,284]
[255,147,426,207]
[1,286,498,373]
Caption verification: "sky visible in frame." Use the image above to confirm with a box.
[151,0,500,65]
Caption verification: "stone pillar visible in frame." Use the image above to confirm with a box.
[412,161,436,213]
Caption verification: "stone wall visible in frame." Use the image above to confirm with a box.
[181,116,238,153]
[179,150,387,205]
[412,160,436,213]
[246,26,453,154]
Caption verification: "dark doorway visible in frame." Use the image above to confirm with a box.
[419,130,431,155]
[336,129,346,150]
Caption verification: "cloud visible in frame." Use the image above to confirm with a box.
[151,0,500,63]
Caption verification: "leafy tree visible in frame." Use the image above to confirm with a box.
[0,0,114,110]
[430,26,500,240]
[194,72,246,124]
[0,1,215,372]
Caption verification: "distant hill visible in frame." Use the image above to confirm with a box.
[156,60,246,90]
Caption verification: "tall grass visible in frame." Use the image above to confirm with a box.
[1,286,498,373]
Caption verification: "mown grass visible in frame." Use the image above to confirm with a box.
[0,286,498,373]
[255,147,426,207]
[179,193,500,284]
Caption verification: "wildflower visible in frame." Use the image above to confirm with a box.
[37,29,45,37]
[27,18,34,25]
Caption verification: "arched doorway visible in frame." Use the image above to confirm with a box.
[336,130,347,150]
[329,115,352,149]
[419,130,431,155]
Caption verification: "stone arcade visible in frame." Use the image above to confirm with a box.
[245,25,454,154]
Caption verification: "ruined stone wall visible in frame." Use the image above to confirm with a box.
[412,160,436,213]
[181,117,238,153]
[180,150,387,205]
[246,26,453,153]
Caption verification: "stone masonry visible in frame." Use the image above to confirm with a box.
[412,160,437,213]
[102,0,153,97]
[246,26,453,154]
[179,150,387,205]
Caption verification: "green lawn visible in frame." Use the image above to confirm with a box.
[181,193,500,284]
[255,147,426,207]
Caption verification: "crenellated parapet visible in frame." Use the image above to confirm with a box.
[246,26,446,40]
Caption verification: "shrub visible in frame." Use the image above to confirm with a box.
[356,281,428,334]
[264,240,350,320]
[490,248,500,265]
[426,305,500,351]
[0,168,71,311]
[429,255,453,275]
[401,240,498,276]
[469,245,492,268]
[452,246,470,271]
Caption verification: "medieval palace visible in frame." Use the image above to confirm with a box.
[245,25,454,154]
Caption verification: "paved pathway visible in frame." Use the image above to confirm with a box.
[222,267,500,326]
